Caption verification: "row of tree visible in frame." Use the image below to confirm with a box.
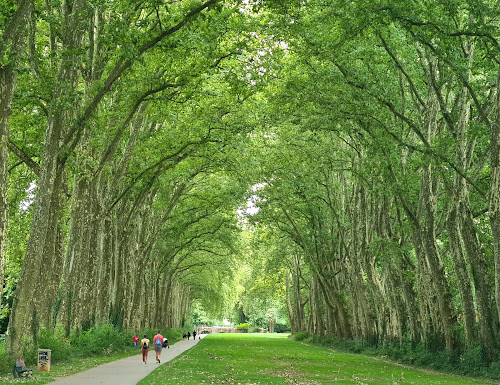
[0,0,271,359]
[4,0,500,366]
[241,0,500,362]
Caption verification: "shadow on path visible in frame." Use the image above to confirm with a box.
[49,335,205,385]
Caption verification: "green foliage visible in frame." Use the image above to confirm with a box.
[190,301,215,326]
[235,323,250,333]
[0,341,13,375]
[273,323,289,333]
[293,332,308,341]
[70,324,125,356]
[36,325,72,363]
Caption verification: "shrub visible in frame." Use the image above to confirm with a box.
[235,323,250,333]
[274,323,290,333]
[0,347,14,374]
[293,332,308,341]
[488,361,500,379]
[37,326,72,363]
[71,323,123,356]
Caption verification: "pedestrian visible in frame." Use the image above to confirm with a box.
[183,333,186,339]
[132,335,139,348]
[140,334,150,364]
[193,330,197,340]
[163,337,169,349]
[187,331,191,340]
[153,330,164,364]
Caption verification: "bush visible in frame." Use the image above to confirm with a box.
[71,323,123,356]
[488,360,500,379]
[37,325,72,363]
[0,346,14,374]
[235,323,250,333]
[293,332,308,341]
[274,323,290,333]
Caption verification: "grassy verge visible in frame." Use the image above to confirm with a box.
[138,333,500,385]
[0,323,187,384]
[0,348,139,384]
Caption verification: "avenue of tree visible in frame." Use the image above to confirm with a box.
[2,0,500,367]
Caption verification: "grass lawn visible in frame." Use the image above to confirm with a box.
[139,333,500,385]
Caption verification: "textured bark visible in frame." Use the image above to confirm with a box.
[412,230,432,341]
[7,106,70,354]
[317,273,351,338]
[459,200,496,360]
[452,78,495,358]
[491,68,500,327]
[420,163,456,350]
[446,205,476,348]
[0,0,33,325]
[285,272,296,334]
[94,214,114,324]
[6,0,89,355]
[310,276,324,336]
[0,65,15,314]
[414,81,456,350]
[291,256,306,332]
[348,184,375,341]
[60,164,100,330]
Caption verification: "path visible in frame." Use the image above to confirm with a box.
[49,335,205,385]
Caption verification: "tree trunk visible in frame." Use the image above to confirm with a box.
[446,205,476,348]
[0,65,15,313]
[291,256,306,332]
[459,200,496,360]
[285,272,296,334]
[310,276,324,336]
[491,68,500,330]
[0,0,33,322]
[6,115,67,357]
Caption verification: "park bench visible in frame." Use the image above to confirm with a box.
[12,360,33,379]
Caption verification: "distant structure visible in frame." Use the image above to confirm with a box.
[197,326,239,334]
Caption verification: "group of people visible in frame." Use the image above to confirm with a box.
[133,329,200,365]
[132,331,169,364]
[182,330,198,340]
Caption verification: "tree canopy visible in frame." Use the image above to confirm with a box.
[2,0,500,372]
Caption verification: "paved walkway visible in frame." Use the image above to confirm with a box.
[49,336,205,385]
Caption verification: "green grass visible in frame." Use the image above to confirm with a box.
[0,348,139,384]
[138,333,500,385]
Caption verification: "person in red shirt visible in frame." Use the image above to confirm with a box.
[132,335,139,348]
[153,331,164,364]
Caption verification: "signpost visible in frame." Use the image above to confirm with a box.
[37,349,51,372]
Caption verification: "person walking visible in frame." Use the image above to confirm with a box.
[132,335,139,348]
[193,330,197,340]
[153,330,164,364]
[187,331,191,340]
[140,334,150,364]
